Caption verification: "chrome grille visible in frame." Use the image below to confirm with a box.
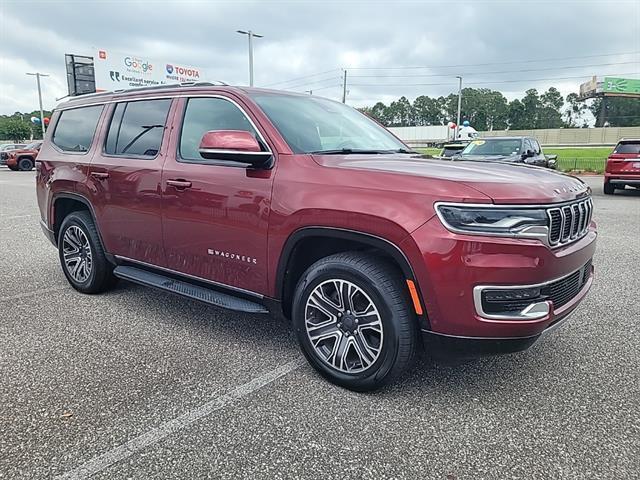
[547,198,593,247]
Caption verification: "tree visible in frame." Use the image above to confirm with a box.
[369,102,389,125]
[507,99,527,130]
[564,93,587,127]
[0,117,31,142]
[387,96,414,127]
[589,97,640,127]
[539,87,564,128]
[413,95,440,125]
[521,89,541,128]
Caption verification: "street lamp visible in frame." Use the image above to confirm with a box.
[455,75,462,140]
[236,30,263,87]
[26,72,49,138]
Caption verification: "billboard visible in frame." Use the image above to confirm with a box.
[579,76,599,98]
[93,48,206,91]
[602,77,640,95]
[65,54,96,96]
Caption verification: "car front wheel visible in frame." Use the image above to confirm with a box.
[18,157,34,171]
[292,252,417,391]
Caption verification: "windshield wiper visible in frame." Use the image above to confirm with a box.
[394,148,416,154]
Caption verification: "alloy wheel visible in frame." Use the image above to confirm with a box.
[62,225,93,283]
[304,279,384,373]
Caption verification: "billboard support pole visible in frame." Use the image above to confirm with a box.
[26,72,49,138]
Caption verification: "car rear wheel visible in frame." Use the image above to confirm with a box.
[18,157,34,171]
[58,211,116,294]
[604,182,615,195]
[292,252,417,391]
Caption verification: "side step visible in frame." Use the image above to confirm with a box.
[113,266,269,314]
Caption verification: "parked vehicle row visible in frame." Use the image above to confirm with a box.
[36,84,596,390]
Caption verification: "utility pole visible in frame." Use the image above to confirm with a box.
[26,72,49,138]
[236,30,263,86]
[455,75,462,140]
[342,69,348,103]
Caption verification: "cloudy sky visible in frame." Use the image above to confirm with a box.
[0,0,638,115]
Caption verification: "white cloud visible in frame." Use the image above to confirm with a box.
[0,0,638,113]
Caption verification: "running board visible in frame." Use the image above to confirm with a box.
[113,266,269,314]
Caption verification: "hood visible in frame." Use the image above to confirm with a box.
[312,154,589,204]
[10,148,38,155]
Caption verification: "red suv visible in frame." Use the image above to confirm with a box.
[604,139,640,194]
[36,84,596,390]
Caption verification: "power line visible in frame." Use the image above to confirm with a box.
[262,68,341,87]
[349,61,639,79]
[349,71,640,88]
[348,51,640,71]
[277,75,343,90]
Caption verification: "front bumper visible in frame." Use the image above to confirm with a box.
[401,214,596,340]
[421,305,577,359]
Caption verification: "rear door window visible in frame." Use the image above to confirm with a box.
[52,105,104,153]
[105,99,172,157]
[613,142,640,154]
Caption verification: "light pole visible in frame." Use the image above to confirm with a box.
[26,72,49,138]
[455,75,462,140]
[236,30,263,86]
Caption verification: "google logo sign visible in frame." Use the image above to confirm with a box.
[124,57,153,73]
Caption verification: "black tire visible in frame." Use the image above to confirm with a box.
[603,182,615,195]
[17,157,34,171]
[58,211,116,294]
[292,252,417,391]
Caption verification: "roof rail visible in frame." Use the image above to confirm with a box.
[66,81,230,101]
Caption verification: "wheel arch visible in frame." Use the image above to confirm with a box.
[275,227,428,327]
[50,193,111,261]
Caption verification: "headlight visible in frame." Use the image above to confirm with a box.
[435,203,548,237]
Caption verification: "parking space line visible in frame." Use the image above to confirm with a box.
[0,286,68,302]
[56,357,305,479]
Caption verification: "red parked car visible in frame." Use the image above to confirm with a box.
[6,141,42,171]
[604,139,640,194]
[35,84,596,390]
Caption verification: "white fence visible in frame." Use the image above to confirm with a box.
[390,125,640,147]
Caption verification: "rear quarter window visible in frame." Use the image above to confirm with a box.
[613,142,640,154]
[52,105,104,153]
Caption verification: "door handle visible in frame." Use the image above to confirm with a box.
[90,171,109,179]
[166,179,192,189]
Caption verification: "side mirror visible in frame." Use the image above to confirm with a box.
[522,149,535,159]
[199,130,272,167]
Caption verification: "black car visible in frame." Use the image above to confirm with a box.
[453,137,557,169]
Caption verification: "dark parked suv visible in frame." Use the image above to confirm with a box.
[455,137,557,168]
[36,84,596,390]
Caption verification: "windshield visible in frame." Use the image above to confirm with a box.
[25,142,40,149]
[614,142,640,154]
[461,139,522,156]
[250,93,407,154]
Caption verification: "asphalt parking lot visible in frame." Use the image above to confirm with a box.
[0,169,638,479]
